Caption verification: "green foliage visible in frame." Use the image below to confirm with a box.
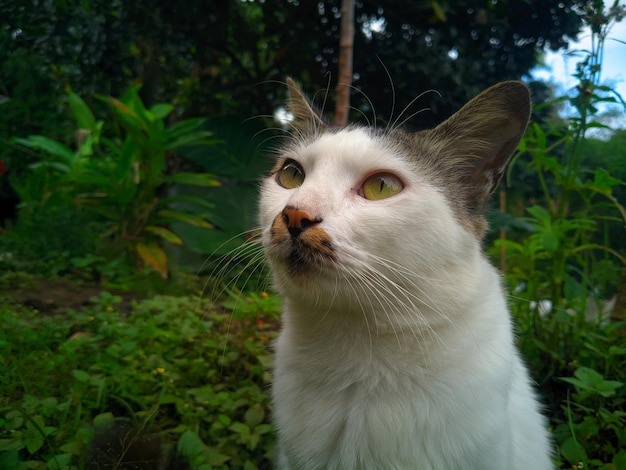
[493,4,626,468]
[498,2,626,310]
[12,86,220,278]
[512,296,626,469]
[0,290,281,469]
[1,0,588,130]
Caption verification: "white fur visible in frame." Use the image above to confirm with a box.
[260,128,553,470]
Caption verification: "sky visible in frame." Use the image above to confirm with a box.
[531,16,626,126]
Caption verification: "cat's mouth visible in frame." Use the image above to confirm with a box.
[269,212,337,276]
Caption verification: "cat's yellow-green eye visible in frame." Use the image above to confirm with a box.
[360,173,404,200]
[276,160,305,189]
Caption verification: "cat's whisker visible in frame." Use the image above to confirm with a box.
[388,89,441,132]
[346,83,378,129]
[203,234,264,301]
[390,107,432,132]
[336,268,376,364]
[339,251,443,353]
[347,105,372,127]
[364,252,456,331]
[378,56,395,132]
[358,266,446,354]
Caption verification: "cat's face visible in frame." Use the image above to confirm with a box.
[259,80,530,313]
[260,128,465,300]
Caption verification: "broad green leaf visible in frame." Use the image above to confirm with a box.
[159,195,215,210]
[116,138,141,180]
[121,85,156,125]
[177,430,206,459]
[47,453,72,470]
[229,422,250,435]
[593,168,621,192]
[614,450,626,470]
[29,161,71,173]
[559,437,587,466]
[13,136,74,163]
[526,205,552,227]
[136,242,168,279]
[244,460,258,470]
[145,226,183,245]
[164,118,206,140]
[157,210,213,228]
[244,404,265,429]
[73,369,90,383]
[205,450,231,466]
[0,451,20,468]
[67,89,96,130]
[164,172,220,187]
[105,96,148,132]
[540,230,559,252]
[150,103,174,120]
[218,414,232,427]
[93,412,115,427]
[164,132,215,150]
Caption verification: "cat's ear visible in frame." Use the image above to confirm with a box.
[431,81,530,211]
[286,77,326,132]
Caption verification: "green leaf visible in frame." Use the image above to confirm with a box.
[177,431,205,459]
[157,210,213,228]
[560,367,624,397]
[592,168,622,192]
[93,413,115,428]
[159,195,215,210]
[145,226,183,245]
[47,453,72,470]
[164,172,220,187]
[150,103,174,120]
[67,89,96,130]
[526,205,552,227]
[116,138,141,180]
[164,132,215,150]
[244,459,258,470]
[164,118,206,141]
[218,414,232,427]
[105,96,148,132]
[25,424,44,454]
[540,230,559,252]
[559,436,587,466]
[13,136,75,163]
[136,242,168,279]
[613,450,626,470]
[29,161,71,174]
[244,404,265,429]
[0,451,21,469]
[72,369,90,383]
[229,422,250,435]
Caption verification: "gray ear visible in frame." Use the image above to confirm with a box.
[286,77,326,132]
[430,81,531,212]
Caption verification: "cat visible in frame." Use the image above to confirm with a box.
[258,78,553,470]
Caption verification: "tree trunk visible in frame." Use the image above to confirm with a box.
[335,0,354,125]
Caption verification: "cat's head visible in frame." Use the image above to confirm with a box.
[259,79,530,307]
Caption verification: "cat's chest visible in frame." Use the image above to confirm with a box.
[272,331,512,470]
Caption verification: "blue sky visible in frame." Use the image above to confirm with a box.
[531,17,626,126]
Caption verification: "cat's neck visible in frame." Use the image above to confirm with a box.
[278,253,509,356]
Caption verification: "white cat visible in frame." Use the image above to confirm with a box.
[259,78,553,470]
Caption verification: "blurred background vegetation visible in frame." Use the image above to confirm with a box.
[1,1,625,469]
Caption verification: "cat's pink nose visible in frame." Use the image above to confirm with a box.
[281,207,320,237]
